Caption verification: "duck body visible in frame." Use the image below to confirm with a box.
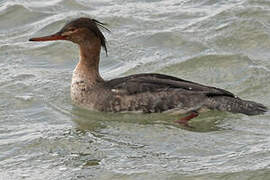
[29,17,267,124]
[71,71,266,116]
[71,72,210,113]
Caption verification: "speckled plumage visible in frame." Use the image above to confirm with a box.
[71,72,267,115]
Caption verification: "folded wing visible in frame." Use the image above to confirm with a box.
[105,73,235,97]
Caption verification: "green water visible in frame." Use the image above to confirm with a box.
[1,0,270,179]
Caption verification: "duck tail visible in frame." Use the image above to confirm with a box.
[207,96,267,115]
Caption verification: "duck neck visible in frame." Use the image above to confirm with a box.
[74,40,104,85]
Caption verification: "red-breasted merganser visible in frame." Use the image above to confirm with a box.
[29,17,267,125]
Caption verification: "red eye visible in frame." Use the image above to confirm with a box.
[69,28,76,32]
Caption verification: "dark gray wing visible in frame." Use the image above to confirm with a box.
[105,73,235,97]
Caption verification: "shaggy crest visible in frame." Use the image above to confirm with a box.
[61,17,109,54]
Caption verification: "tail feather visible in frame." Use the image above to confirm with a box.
[207,96,268,115]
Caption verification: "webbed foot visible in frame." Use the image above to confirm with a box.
[175,111,199,127]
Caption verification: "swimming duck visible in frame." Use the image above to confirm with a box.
[29,17,267,125]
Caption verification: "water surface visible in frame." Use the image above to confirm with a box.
[1,0,270,179]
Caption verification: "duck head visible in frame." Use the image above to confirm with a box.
[29,17,108,54]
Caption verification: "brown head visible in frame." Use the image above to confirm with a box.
[29,17,109,54]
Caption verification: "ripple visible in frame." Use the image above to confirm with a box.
[160,54,253,84]
[0,4,49,30]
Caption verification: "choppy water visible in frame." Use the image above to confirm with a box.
[1,0,270,179]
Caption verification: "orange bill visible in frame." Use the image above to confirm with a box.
[29,33,66,41]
